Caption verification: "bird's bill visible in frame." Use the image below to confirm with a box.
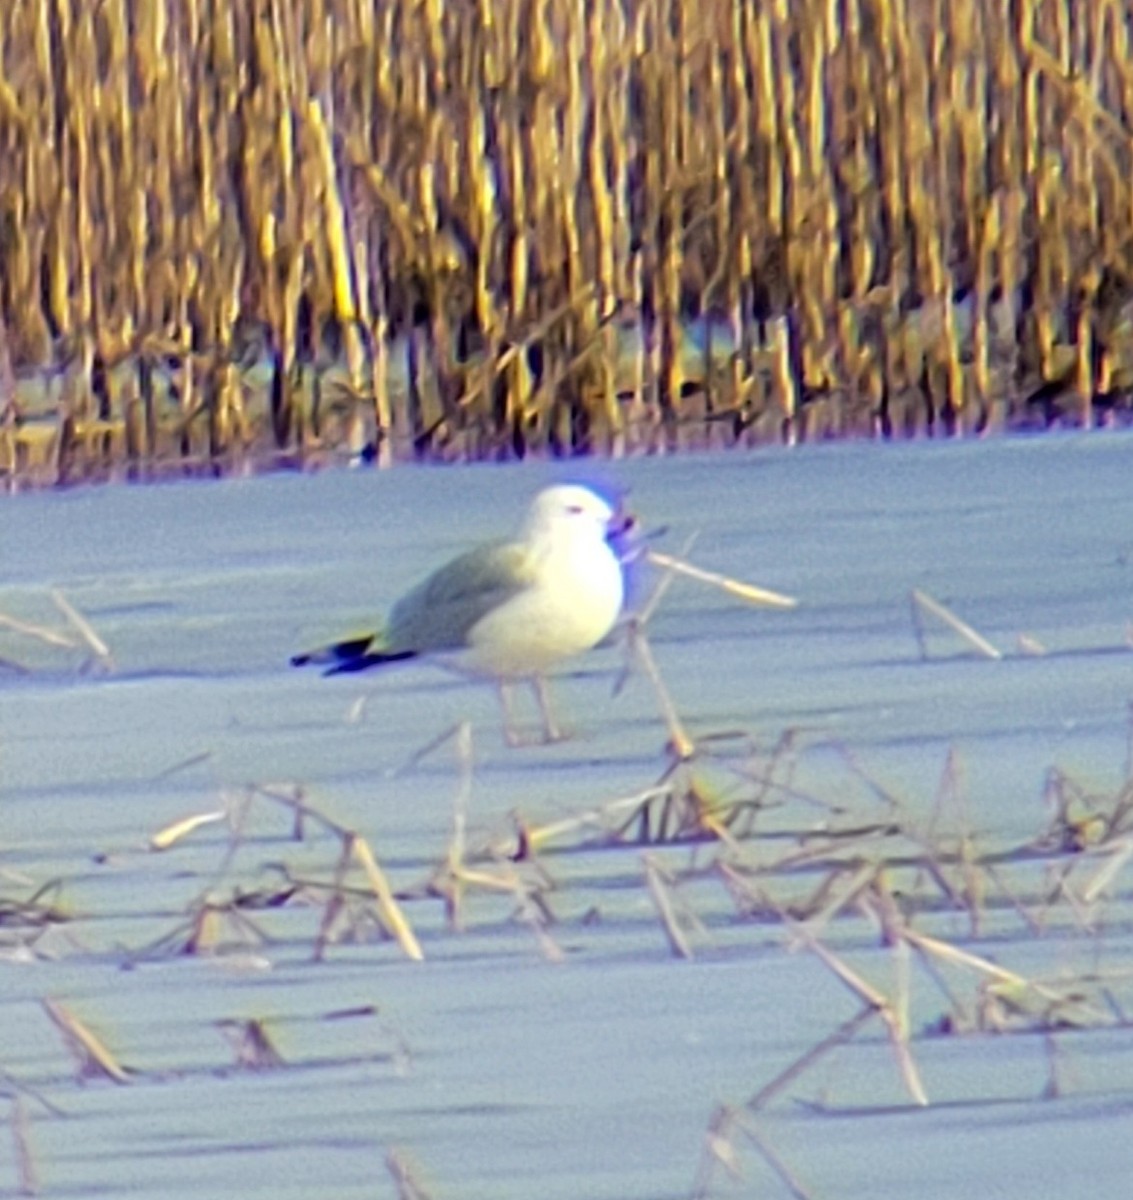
[605,502,641,562]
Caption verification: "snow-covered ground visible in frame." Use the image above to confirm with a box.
[4,433,1133,1198]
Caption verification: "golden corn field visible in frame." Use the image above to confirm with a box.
[2,0,1133,484]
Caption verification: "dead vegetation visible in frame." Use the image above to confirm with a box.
[0,590,113,674]
[5,527,1133,1194]
[3,0,1133,486]
[0,876,70,955]
[11,672,1111,1195]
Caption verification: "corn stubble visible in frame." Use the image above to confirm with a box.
[9,633,1133,1191]
[1,0,1131,484]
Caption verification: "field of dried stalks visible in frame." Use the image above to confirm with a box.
[3,1,1133,485]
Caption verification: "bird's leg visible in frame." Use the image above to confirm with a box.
[532,674,568,743]
[497,680,526,747]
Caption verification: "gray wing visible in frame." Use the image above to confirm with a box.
[385,540,538,653]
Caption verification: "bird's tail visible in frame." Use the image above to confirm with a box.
[290,635,416,674]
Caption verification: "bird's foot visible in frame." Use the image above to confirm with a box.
[503,725,565,748]
[539,724,574,745]
[499,677,574,746]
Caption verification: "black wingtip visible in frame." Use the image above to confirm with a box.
[291,634,379,670]
[323,649,417,676]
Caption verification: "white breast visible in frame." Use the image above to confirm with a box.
[459,533,624,678]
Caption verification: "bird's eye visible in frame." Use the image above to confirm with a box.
[567,504,584,515]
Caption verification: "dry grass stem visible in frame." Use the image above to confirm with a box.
[502,785,676,855]
[438,721,474,929]
[149,809,228,851]
[385,1148,435,1200]
[764,890,930,1105]
[633,532,700,628]
[41,1000,131,1085]
[732,1112,818,1200]
[1077,835,1133,905]
[9,1097,38,1198]
[746,1005,877,1111]
[797,861,882,936]
[0,612,77,651]
[643,854,700,959]
[217,1018,287,1070]
[50,591,112,667]
[690,1105,745,1198]
[350,835,425,962]
[312,837,357,964]
[910,589,1003,660]
[626,623,695,759]
[645,550,798,609]
[152,751,214,779]
[391,721,467,778]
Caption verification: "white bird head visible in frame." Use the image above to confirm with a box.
[521,484,623,545]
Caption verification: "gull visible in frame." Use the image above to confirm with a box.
[292,484,631,744]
